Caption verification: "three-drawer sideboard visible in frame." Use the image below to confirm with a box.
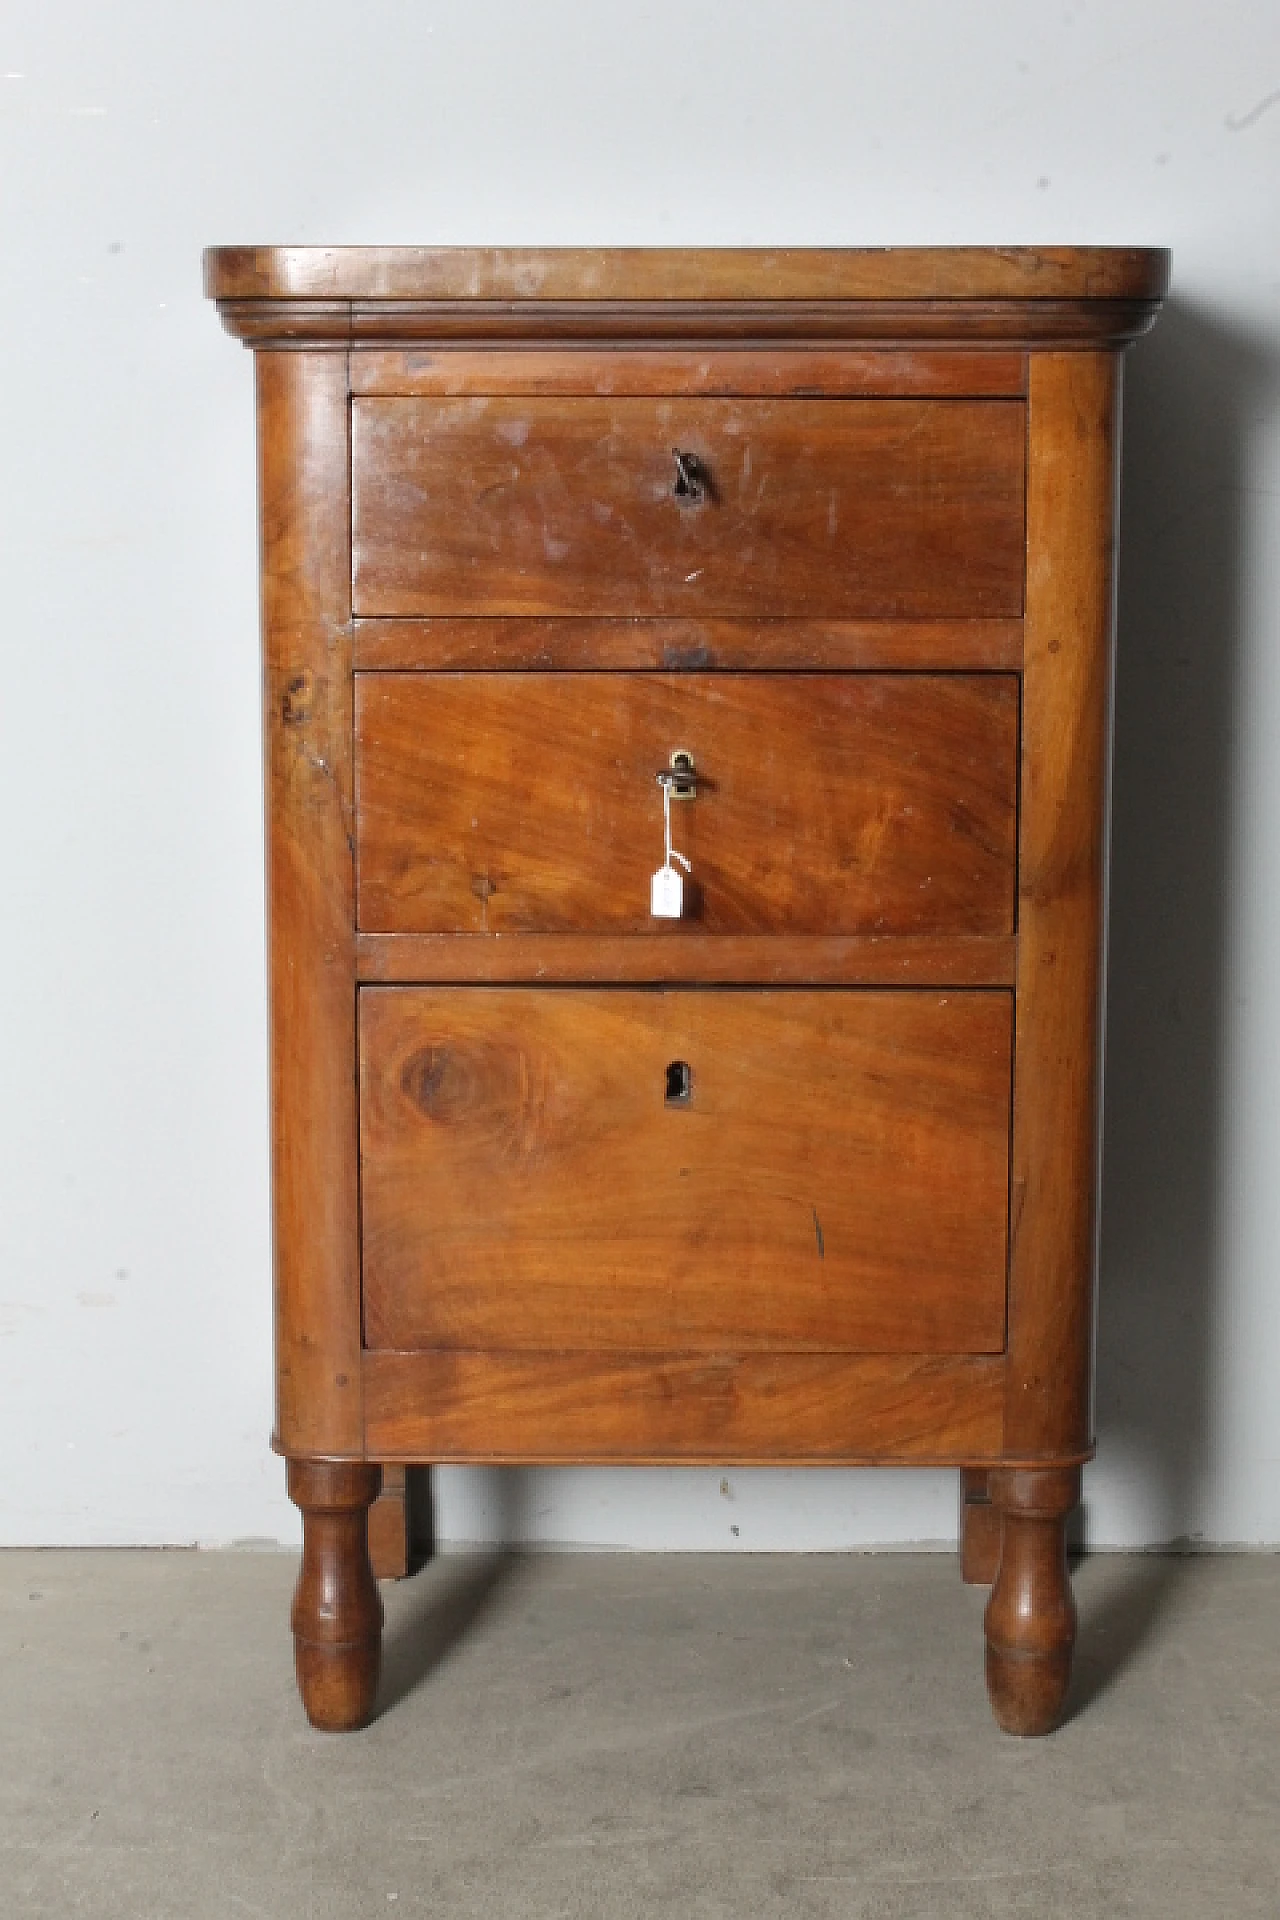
[205,245,1168,1734]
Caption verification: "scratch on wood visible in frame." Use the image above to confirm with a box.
[812,1207,825,1259]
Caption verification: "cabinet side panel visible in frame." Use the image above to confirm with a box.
[1006,351,1121,1456]
[256,350,362,1456]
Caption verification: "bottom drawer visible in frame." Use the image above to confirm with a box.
[359,987,1012,1356]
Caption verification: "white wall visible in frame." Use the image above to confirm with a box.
[2,1,1278,1551]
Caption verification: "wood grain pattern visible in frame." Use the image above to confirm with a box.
[257,351,362,1458]
[359,988,1013,1356]
[354,674,1019,937]
[352,617,1024,673]
[1005,353,1121,1459]
[205,245,1171,305]
[362,1350,1005,1463]
[349,349,1028,398]
[350,397,1025,620]
[354,932,1017,988]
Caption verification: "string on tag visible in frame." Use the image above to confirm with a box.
[663,780,692,876]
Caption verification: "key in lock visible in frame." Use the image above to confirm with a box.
[651,751,696,919]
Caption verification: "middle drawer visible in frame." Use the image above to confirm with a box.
[354,672,1018,937]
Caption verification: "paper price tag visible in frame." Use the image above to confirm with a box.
[651,863,684,918]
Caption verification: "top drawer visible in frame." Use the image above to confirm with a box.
[351,397,1026,619]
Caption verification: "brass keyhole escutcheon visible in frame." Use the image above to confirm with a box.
[656,749,697,801]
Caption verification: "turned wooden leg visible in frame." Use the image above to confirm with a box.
[983,1465,1080,1736]
[287,1459,384,1731]
[959,1468,1002,1586]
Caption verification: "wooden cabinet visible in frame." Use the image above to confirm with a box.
[206,244,1168,1735]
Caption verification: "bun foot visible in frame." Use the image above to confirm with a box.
[983,1465,1079,1737]
[293,1633,382,1733]
[287,1459,384,1731]
[985,1641,1074,1737]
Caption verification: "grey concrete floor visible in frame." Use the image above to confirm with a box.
[2,1551,1278,1918]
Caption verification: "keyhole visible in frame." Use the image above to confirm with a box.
[665,1060,692,1105]
[671,448,706,502]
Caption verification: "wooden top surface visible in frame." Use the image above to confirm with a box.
[204,244,1169,305]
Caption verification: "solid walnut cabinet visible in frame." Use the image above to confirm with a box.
[206,245,1167,1734]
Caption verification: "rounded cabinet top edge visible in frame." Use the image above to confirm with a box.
[203,245,1171,306]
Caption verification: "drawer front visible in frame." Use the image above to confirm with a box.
[351,396,1025,618]
[359,988,1012,1355]
[355,673,1018,936]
